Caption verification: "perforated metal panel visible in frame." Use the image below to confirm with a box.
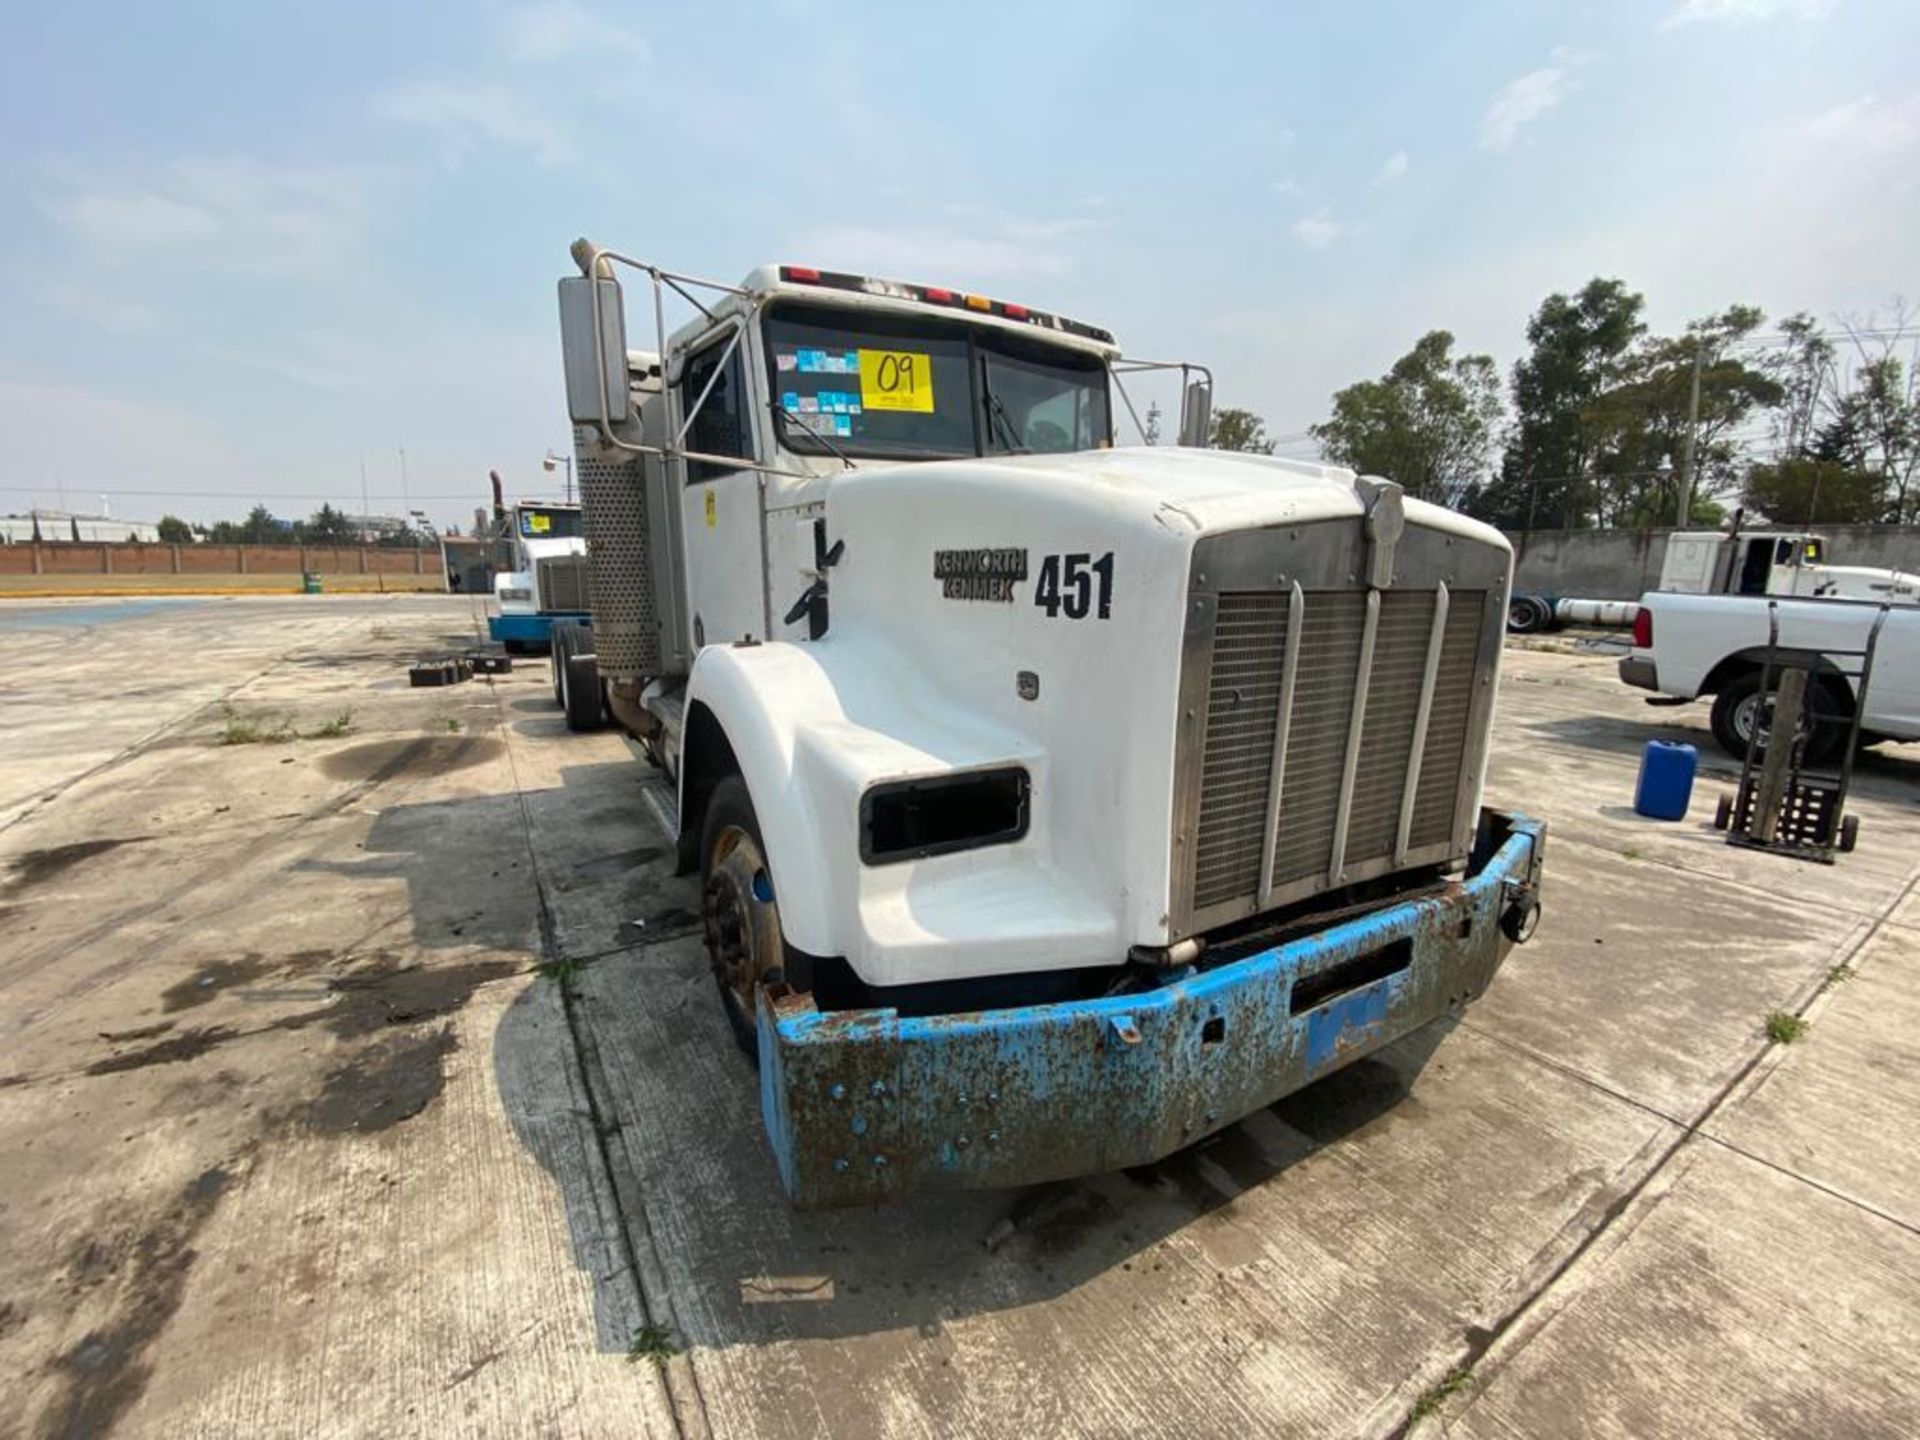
[534,554,590,613]
[1171,517,1506,938]
[573,427,660,679]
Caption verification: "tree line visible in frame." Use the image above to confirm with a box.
[1206,281,1919,531]
[155,503,439,547]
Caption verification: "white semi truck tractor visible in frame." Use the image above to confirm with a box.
[554,242,1547,1208]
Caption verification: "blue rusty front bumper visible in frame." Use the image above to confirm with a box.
[758,808,1545,1208]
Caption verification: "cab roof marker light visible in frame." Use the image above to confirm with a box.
[964,294,992,312]
[1002,302,1030,320]
[923,286,955,303]
[781,265,822,283]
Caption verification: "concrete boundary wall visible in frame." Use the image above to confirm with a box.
[1509,523,1920,600]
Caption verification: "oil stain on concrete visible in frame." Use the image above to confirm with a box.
[41,1162,236,1440]
[4,837,149,893]
[317,736,500,785]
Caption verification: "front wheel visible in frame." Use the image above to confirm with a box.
[700,776,786,1060]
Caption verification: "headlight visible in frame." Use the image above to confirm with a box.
[859,768,1030,865]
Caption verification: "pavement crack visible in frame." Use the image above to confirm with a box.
[489,672,708,1440]
[1387,858,1920,1438]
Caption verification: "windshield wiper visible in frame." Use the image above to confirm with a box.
[980,364,1029,454]
[772,400,855,470]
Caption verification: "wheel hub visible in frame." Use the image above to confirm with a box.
[702,827,781,1018]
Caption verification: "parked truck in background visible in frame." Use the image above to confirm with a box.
[1621,591,1920,758]
[1507,527,1920,635]
[550,241,1546,1207]
[487,498,591,653]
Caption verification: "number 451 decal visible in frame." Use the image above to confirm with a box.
[1033,552,1115,619]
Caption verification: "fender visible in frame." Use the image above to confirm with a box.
[680,641,857,960]
[678,637,1098,983]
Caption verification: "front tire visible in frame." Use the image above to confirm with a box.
[700,776,785,1060]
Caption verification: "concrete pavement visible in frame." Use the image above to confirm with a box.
[0,596,1914,1437]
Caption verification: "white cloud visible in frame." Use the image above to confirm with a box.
[378,79,573,166]
[1479,67,1570,150]
[40,283,156,336]
[1798,92,1920,153]
[1272,175,1304,198]
[37,158,379,274]
[1292,209,1345,249]
[1376,151,1409,185]
[1658,0,1835,32]
[501,2,649,64]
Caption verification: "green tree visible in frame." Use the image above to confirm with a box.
[1470,278,1646,531]
[1818,354,1916,522]
[304,503,356,547]
[1208,407,1276,454]
[1583,307,1782,527]
[1311,330,1502,507]
[1760,313,1835,460]
[240,504,281,544]
[156,515,194,543]
[1744,457,1886,525]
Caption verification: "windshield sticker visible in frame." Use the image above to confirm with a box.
[526,513,551,534]
[793,348,859,374]
[859,349,935,413]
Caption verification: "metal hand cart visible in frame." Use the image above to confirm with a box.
[1712,600,1891,863]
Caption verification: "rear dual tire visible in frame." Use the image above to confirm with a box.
[551,622,605,731]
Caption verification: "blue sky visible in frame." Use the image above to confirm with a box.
[2,0,1916,527]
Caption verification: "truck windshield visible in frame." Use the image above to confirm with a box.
[763,301,1109,461]
[518,507,582,539]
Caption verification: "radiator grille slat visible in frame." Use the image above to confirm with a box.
[1188,583,1487,919]
[535,554,591,613]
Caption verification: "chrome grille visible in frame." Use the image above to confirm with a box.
[535,554,590,613]
[1182,571,1491,929]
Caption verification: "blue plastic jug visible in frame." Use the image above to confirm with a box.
[1634,740,1697,821]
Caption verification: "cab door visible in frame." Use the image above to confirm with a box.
[675,327,767,647]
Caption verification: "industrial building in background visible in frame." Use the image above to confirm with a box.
[0,510,160,544]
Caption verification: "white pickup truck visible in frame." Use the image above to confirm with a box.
[1620,592,1920,759]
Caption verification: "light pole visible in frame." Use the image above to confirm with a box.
[542,449,574,503]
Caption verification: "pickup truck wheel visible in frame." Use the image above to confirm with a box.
[1711,672,1847,763]
[1712,677,1767,759]
[701,775,784,1060]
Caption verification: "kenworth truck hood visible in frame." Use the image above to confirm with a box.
[795,446,1510,985]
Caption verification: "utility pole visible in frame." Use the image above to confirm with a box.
[398,446,410,515]
[1675,341,1706,527]
[359,455,370,536]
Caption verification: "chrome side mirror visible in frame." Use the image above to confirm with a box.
[558,273,630,426]
[1178,377,1212,447]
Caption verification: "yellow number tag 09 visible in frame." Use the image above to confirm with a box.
[858,349,935,413]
